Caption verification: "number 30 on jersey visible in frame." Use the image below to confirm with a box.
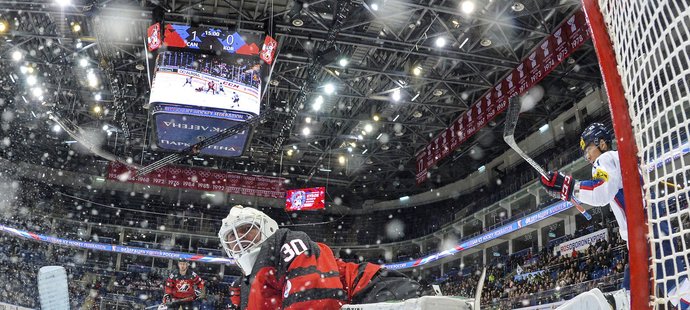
[281,239,308,262]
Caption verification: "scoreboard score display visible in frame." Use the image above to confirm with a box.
[163,24,260,56]
[148,23,269,158]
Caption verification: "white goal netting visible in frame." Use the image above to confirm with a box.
[596,0,690,307]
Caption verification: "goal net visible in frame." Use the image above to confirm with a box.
[583,0,690,308]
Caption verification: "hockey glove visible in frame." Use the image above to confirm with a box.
[162,294,171,304]
[540,171,575,201]
[194,289,203,300]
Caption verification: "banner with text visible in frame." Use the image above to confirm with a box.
[416,9,590,183]
[554,228,608,257]
[0,224,233,265]
[106,162,285,199]
[383,200,573,270]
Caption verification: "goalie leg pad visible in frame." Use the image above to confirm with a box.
[556,288,612,310]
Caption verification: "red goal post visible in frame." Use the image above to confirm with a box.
[582,0,690,309]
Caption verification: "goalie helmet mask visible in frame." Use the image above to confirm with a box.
[218,205,279,275]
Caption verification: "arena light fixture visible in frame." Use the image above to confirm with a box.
[435,37,447,48]
[323,83,335,94]
[71,22,81,33]
[302,127,311,136]
[94,93,102,101]
[412,66,422,76]
[339,58,348,67]
[373,115,380,121]
[52,124,62,133]
[313,95,323,111]
[26,75,37,86]
[87,71,98,87]
[93,105,102,113]
[55,0,71,6]
[461,1,475,14]
[511,2,525,12]
[79,58,88,67]
[0,20,8,33]
[364,123,373,133]
[338,156,346,164]
[370,3,379,11]
[31,87,43,98]
[392,88,401,102]
[11,50,22,61]
[539,124,549,133]
[286,149,294,156]
[305,116,312,123]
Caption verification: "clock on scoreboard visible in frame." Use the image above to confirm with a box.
[163,24,260,56]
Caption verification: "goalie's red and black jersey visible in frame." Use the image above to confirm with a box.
[228,228,382,310]
[164,270,205,300]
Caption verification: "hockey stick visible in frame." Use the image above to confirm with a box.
[473,267,487,310]
[503,96,592,220]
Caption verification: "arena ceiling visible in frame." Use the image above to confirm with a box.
[0,0,601,206]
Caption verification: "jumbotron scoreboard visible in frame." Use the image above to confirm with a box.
[146,22,276,157]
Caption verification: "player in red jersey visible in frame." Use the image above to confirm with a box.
[161,259,206,310]
[219,205,426,310]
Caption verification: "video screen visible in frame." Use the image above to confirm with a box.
[149,50,262,116]
[285,187,326,212]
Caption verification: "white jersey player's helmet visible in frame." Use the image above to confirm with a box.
[218,205,279,275]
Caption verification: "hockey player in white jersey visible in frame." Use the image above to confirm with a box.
[540,123,690,309]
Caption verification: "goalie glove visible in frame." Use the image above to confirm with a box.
[540,171,575,201]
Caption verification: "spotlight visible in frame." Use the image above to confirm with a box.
[31,87,43,98]
[338,156,346,164]
[94,93,102,101]
[364,124,373,133]
[305,117,312,123]
[435,37,447,48]
[371,3,379,11]
[313,95,324,111]
[287,149,294,156]
[461,1,475,14]
[55,0,71,6]
[392,88,401,102]
[93,105,102,113]
[0,20,8,33]
[26,75,37,86]
[102,124,109,131]
[324,83,335,94]
[11,50,22,61]
[87,71,98,87]
[339,58,348,67]
[302,127,311,136]
[71,22,81,33]
[80,58,88,67]
[412,66,422,76]
[373,115,380,122]
[52,124,62,133]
